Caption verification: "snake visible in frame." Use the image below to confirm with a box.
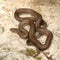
[10,8,53,50]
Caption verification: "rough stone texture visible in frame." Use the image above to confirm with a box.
[0,0,60,60]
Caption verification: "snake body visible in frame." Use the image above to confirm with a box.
[14,8,41,22]
[10,8,53,50]
[29,23,53,50]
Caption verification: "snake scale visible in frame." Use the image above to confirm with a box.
[10,8,53,51]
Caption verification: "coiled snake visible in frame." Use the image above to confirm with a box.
[10,8,53,51]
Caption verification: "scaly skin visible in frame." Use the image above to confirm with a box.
[10,8,53,51]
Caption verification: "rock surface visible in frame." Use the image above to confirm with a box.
[0,0,60,60]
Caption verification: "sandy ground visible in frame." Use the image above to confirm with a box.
[0,0,60,60]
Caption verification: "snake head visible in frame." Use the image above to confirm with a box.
[10,28,18,33]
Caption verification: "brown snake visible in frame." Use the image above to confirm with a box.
[10,8,53,50]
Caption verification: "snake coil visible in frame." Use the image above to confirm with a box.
[10,8,53,51]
